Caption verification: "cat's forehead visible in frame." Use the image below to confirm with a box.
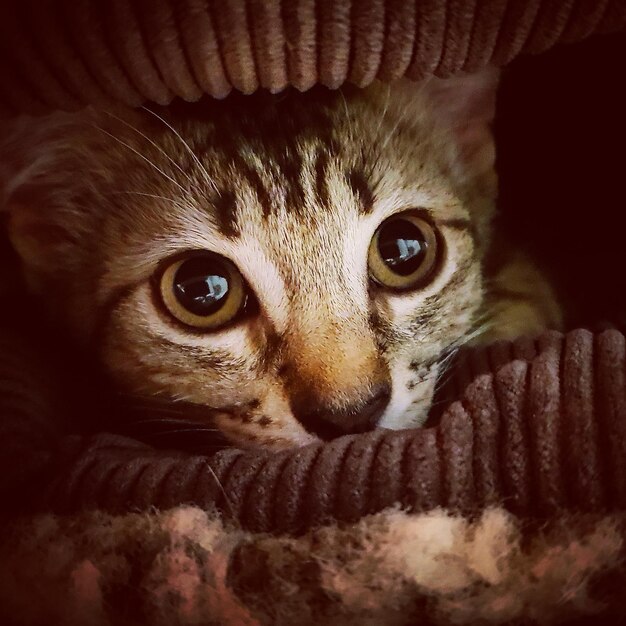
[88,83,470,286]
[140,87,451,230]
[156,86,361,146]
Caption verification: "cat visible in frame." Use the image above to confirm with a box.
[0,70,561,450]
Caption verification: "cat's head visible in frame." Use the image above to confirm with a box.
[1,72,498,449]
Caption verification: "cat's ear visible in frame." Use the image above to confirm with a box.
[420,68,499,174]
[0,116,83,288]
[5,197,73,277]
[380,69,499,176]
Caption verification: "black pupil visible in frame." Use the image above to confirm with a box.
[377,219,428,276]
[173,257,231,316]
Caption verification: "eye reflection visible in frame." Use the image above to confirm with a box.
[380,236,425,269]
[158,252,247,330]
[175,274,228,310]
[368,212,440,290]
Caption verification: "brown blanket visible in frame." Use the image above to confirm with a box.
[0,0,624,115]
[28,329,626,532]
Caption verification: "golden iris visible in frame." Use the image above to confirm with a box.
[159,253,245,329]
[369,213,439,290]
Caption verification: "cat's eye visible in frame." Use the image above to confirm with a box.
[158,253,247,330]
[368,213,439,290]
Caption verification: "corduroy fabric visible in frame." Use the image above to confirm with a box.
[3,329,619,534]
[0,0,625,116]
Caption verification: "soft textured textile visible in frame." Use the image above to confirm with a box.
[0,0,625,115]
[1,506,625,625]
[1,329,624,532]
[28,330,625,534]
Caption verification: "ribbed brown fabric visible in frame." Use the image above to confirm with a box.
[0,0,624,116]
[12,329,620,534]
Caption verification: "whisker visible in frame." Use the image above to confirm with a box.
[119,406,210,424]
[140,106,218,194]
[103,111,202,193]
[453,313,493,348]
[374,83,392,139]
[121,401,208,414]
[124,421,223,433]
[379,101,410,153]
[433,356,460,395]
[427,396,462,411]
[124,408,219,422]
[117,406,214,421]
[140,428,224,437]
[92,124,193,199]
[109,190,190,212]
[339,90,355,143]
[127,418,240,519]
[204,460,237,522]
[430,314,494,398]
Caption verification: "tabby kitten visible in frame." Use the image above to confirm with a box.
[0,71,561,450]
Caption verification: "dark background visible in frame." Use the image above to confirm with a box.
[495,31,626,329]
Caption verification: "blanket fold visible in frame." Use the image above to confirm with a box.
[4,328,623,537]
[0,0,625,115]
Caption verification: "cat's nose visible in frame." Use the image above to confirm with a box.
[291,383,391,440]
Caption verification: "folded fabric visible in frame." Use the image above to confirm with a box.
[0,0,624,115]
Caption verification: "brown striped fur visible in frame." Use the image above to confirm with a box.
[0,72,561,449]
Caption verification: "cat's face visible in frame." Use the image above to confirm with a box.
[2,74,498,450]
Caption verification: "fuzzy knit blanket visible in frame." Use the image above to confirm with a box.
[2,507,626,626]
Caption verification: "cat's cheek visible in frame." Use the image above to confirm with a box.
[198,386,318,450]
[378,361,439,429]
[212,411,318,451]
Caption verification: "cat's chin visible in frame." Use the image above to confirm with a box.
[378,379,436,431]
